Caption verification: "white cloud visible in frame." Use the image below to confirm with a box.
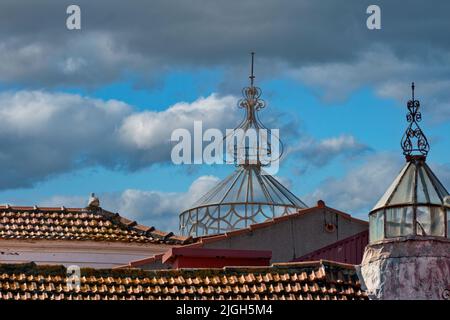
[1,1,449,107]
[119,94,237,150]
[39,175,221,232]
[304,153,450,219]
[0,90,238,189]
[288,134,370,168]
[303,153,403,218]
[291,47,450,122]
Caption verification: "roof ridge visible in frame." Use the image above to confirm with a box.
[89,208,192,244]
[0,205,86,212]
[0,260,357,277]
[0,261,366,300]
[0,205,191,245]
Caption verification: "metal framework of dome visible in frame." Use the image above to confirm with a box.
[179,53,307,237]
[369,83,449,243]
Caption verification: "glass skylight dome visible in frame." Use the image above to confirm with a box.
[179,54,307,237]
[179,165,307,236]
[369,83,450,243]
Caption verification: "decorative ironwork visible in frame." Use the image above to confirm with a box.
[238,53,266,112]
[179,165,307,236]
[225,52,283,166]
[179,53,306,237]
[401,82,430,157]
[369,82,449,243]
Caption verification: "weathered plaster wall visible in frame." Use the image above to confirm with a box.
[359,237,450,300]
[202,208,368,262]
[0,240,174,268]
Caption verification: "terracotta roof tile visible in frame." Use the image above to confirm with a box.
[0,205,190,245]
[0,260,366,300]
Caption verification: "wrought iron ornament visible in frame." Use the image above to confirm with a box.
[238,52,266,112]
[400,82,430,157]
[226,52,283,165]
[179,53,305,237]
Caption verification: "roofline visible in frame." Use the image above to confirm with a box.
[180,202,303,215]
[185,201,368,247]
[162,247,272,264]
[370,202,447,214]
[114,253,166,269]
[14,259,357,276]
[292,230,369,262]
[0,205,192,245]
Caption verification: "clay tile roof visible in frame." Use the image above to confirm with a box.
[0,260,367,300]
[0,205,191,245]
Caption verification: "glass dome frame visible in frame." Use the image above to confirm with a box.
[179,53,307,237]
[179,165,307,237]
[369,157,449,243]
[369,84,450,243]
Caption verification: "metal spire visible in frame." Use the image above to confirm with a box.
[239,52,265,114]
[249,52,255,87]
[401,82,430,159]
[223,52,283,166]
[178,52,304,237]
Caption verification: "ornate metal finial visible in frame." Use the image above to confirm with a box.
[224,53,283,166]
[401,82,430,159]
[249,52,255,87]
[238,52,266,115]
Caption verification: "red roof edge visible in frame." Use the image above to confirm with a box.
[162,247,272,264]
[114,253,166,269]
[162,247,272,269]
[291,230,369,265]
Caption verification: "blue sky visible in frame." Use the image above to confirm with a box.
[0,0,449,231]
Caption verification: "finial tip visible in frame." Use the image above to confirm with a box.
[249,52,255,86]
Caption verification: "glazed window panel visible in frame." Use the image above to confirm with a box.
[389,168,415,205]
[416,206,445,236]
[369,210,384,242]
[385,207,413,238]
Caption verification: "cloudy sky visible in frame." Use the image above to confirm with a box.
[0,0,449,231]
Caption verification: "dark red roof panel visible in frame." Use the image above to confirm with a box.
[292,230,368,265]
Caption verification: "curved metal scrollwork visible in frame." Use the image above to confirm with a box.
[224,52,283,166]
[401,82,430,157]
[178,53,307,237]
[238,86,266,110]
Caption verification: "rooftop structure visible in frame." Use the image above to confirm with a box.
[0,205,188,244]
[368,83,449,242]
[0,203,191,268]
[131,201,368,270]
[293,230,368,265]
[179,53,307,237]
[360,83,450,300]
[161,247,272,269]
[0,260,367,300]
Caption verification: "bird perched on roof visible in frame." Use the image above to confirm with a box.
[87,193,100,208]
